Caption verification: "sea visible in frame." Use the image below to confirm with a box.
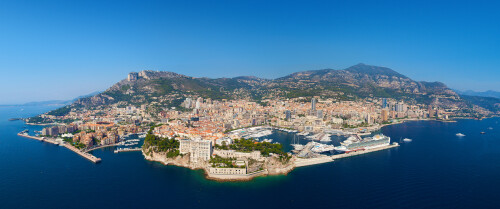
[1,105,500,209]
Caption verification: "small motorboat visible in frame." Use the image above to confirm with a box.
[403,138,412,142]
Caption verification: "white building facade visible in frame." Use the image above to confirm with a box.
[179,139,213,162]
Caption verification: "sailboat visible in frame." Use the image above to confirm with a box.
[291,135,304,150]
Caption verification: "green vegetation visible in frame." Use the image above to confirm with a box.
[343,122,369,128]
[153,79,174,95]
[73,142,86,149]
[166,98,186,109]
[143,126,180,157]
[257,101,269,107]
[215,138,287,158]
[62,137,73,143]
[26,116,52,124]
[103,91,133,103]
[166,149,180,158]
[47,106,72,116]
[121,85,131,91]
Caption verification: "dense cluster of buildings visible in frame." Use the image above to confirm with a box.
[41,125,78,136]
[41,122,145,148]
[148,96,448,139]
[38,94,455,172]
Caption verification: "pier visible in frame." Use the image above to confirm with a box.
[114,147,142,153]
[330,143,399,160]
[17,132,101,163]
[294,143,399,167]
[85,143,120,152]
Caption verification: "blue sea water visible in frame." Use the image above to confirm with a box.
[1,105,500,209]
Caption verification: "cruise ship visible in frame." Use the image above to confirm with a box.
[335,134,391,153]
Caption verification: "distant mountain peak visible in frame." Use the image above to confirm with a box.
[344,63,407,78]
[455,89,500,99]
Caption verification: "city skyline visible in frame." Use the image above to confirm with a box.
[1,0,500,104]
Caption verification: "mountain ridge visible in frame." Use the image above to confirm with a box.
[57,64,498,115]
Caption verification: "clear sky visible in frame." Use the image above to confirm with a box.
[1,0,499,104]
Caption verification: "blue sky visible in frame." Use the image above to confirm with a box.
[1,0,499,104]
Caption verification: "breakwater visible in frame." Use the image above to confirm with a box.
[17,133,58,145]
[17,132,101,163]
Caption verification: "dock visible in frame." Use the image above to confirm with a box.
[85,143,120,152]
[17,132,101,163]
[330,143,399,160]
[114,147,142,153]
[294,143,399,167]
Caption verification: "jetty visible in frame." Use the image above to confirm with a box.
[17,132,101,163]
[64,144,101,163]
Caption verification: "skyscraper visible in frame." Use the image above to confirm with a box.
[381,109,389,122]
[195,97,203,109]
[316,110,323,119]
[311,98,317,111]
[395,102,405,112]
[184,98,192,109]
[285,110,292,120]
[382,98,388,108]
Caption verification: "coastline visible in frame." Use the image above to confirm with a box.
[142,143,399,182]
[376,118,461,131]
[18,116,492,182]
[142,148,295,182]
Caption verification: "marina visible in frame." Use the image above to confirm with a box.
[305,133,332,142]
[230,126,274,139]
